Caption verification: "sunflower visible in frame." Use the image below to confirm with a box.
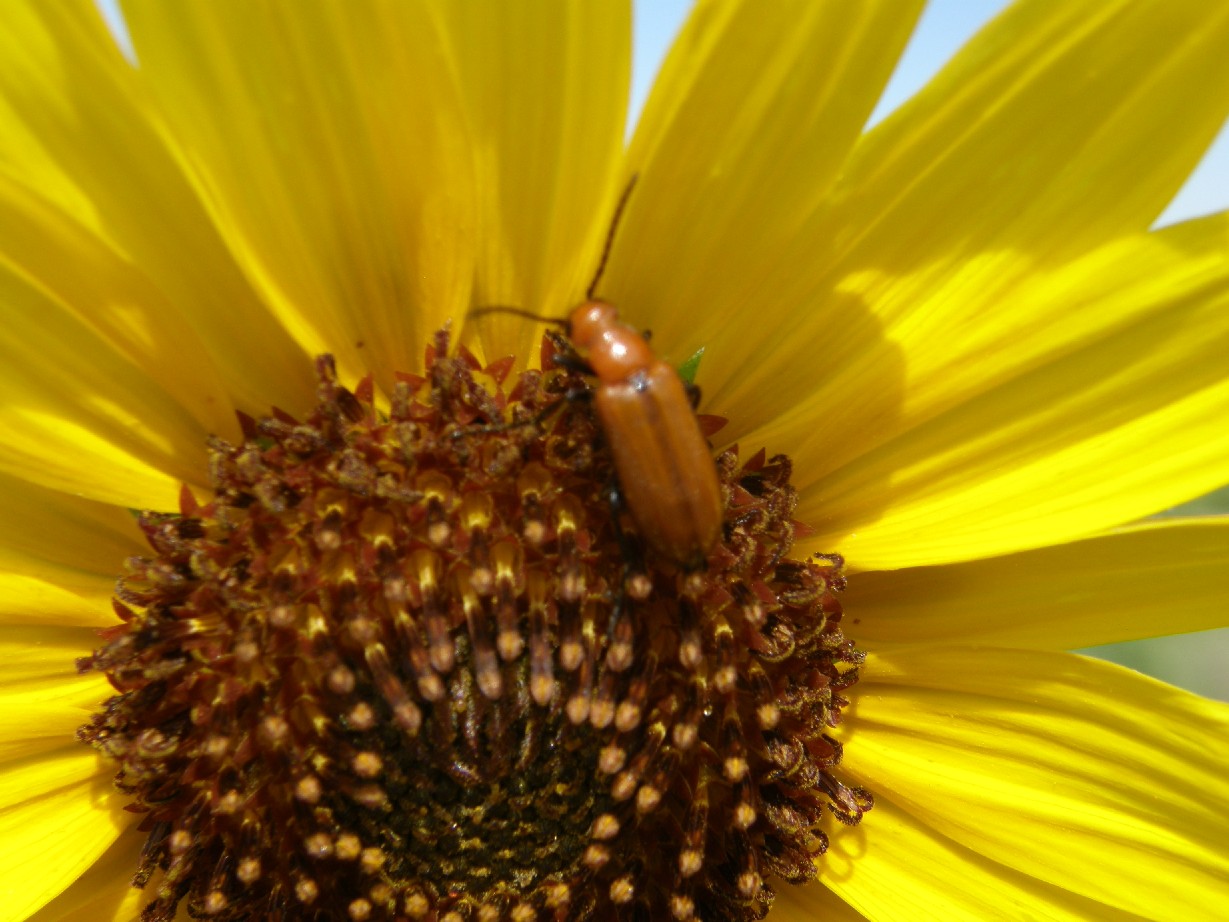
[4,0,1229,919]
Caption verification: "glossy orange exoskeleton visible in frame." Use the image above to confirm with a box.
[561,297,722,569]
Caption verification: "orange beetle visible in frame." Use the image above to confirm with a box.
[563,299,723,569]
[471,178,723,567]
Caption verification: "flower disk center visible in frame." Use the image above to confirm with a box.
[80,332,870,921]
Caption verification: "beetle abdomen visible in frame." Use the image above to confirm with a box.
[595,362,723,568]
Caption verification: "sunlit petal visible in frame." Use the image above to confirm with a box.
[791,214,1229,568]
[122,0,477,390]
[0,626,101,701]
[703,0,1229,451]
[26,831,156,922]
[818,796,1133,921]
[843,647,1229,919]
[441,1,631,362]
[846,517,1229,649]
[0,749,128,921]
[0,0,318,416]
[0,260,211,508]
[0,474,141,627]
[608,0,922,378]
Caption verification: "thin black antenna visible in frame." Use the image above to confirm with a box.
[586,174,639,300]
[468,305,565,326]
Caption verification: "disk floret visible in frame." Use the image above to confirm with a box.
[79,332,870,921]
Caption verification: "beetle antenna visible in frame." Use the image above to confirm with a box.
[468,306,566,326]
[586,173,639,301]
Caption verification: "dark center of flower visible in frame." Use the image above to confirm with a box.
[79,329,871,922]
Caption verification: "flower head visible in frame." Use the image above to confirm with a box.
[2,1,1229,920]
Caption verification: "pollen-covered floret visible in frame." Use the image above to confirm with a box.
[79,331,869,921]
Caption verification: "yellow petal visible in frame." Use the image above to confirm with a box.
[122,0,477,391]
[0,1,317,417]
[0,474,138,627]
[440,0,630,362]
[672,1,1229,452]
[771,879,868,921]
[0,625,101,693]
[818,796,1134,921]
[0,260,211,508]
[835,0,1229,257]
[0,575,114,630]
[0,748,128,921]
[845,517,1229,650]
[842,647,1229,920]
[0,519,118,629]
[791,213,1229,569]
[26,830,153,922]
[0,671,109,763]
[829,211,1229,471]
[0,176,237,441]
[605,0,922,372]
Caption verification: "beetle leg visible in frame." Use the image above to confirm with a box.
[604,478,650,631]
[448,413,543,439]
[450,384,595,440]
[606,479,641,564]
[550,350,595,376]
